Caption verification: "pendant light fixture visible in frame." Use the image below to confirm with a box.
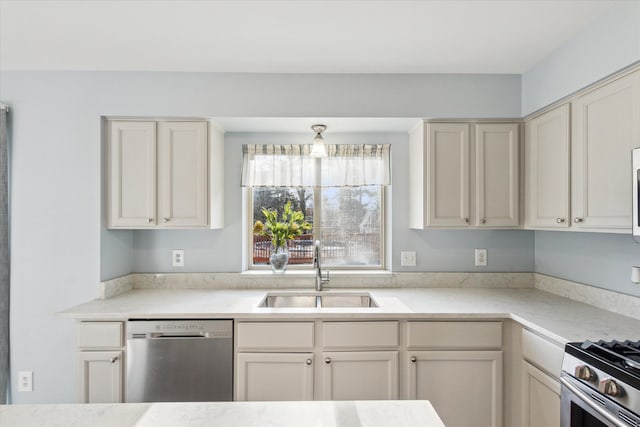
[310,124,328,158]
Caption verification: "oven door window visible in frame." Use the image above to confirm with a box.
[570,402,608,427]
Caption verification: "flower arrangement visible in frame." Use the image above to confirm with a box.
[253,201,312,249]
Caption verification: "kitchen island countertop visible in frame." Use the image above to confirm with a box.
[0,400,444,427]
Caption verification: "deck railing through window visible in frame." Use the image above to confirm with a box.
[253,233,381,266]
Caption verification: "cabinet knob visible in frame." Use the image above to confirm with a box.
[464,217,470,224]
[556,218,566,224]
[480,218,486,224]
[109,356,118,363]
[410,356,417,363]
[325,358,331,364]
[306,359,312,365]
[573,217,583,223]
[147,218,153,223]
[163,218,170,223]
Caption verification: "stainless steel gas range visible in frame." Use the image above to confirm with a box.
[561,340,640,427]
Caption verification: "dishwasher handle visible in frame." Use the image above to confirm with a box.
[149,332,210,339]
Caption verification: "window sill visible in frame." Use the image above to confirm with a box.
[241,269,392,278]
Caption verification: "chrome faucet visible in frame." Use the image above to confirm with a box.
[314,240,330,291]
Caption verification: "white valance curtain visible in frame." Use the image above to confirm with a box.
[242,144,391,187]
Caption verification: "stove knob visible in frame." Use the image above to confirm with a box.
[574,365,596,381]
[599,379,624,397]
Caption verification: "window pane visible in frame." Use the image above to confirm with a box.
[319,186,382,267]
[252,188,314,266]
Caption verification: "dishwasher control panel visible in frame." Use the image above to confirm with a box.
[127,319,233,338]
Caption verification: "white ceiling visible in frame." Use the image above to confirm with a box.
[0,0,623,74]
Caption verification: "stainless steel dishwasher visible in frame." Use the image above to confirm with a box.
[125,319,233,402]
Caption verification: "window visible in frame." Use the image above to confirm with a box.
[243,144,390,269]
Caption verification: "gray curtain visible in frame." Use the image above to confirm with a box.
[0,105,9,403]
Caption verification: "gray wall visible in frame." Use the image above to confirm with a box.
[521,1,640,115]
[520,2,640,298]
[535,232,640,298]
[1,70,521,403]
[133,132,534,273]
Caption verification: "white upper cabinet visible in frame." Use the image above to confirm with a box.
[475,123,519,227]
[409,121,520,229]
[108,121,157,228]
[571,69,640,231]
[426,123,471,227]
[525,104,571,228]
[107,119,218,229]
[157,121,208,227]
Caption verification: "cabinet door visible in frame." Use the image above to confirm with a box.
[408,350,502,427]
[108,121,156,228]
[525,105,571,228]
[426,123,470,227]
[77,350,122,403]
[236,353,314,401]
[322,351,398,400]
[158,121,208,227]
[521,361,560,427]
[571,70,640,230]
[475,124,519,227]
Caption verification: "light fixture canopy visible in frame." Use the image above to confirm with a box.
[310,124,328,158]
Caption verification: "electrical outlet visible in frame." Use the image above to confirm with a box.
[18,371,32,392]
[475,249,487,267]
[401,251,417,267]
[172,249,185,267]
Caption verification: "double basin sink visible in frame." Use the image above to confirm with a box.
[258,292,378,308]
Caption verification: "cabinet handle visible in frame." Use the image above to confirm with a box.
[410,356,417,363]
[573,217,584,223]
[480,218,486,224]
[109,356,118,363]
[147,218,153,223]
[163,218,170,223]
[464,217,470,224]
[306,359,312,365]
[325,358,331,364]
[556,218,566,224]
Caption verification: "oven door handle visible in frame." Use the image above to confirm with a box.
[560,377,627,427]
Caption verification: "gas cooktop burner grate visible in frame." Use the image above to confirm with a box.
[577,340,640,377]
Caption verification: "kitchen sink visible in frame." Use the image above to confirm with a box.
[258,293,379,308]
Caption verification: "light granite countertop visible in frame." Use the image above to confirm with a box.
[0,400,445,427]
[58,287,640,344]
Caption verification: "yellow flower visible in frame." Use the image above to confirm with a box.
[253,220,265,234]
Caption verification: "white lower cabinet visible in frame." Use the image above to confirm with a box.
[236,353,314,401]
[406,321,503,427]
[322,351,398,400]
[76,321,124,403]
[407,350,503,427]
[235,320,399,402]
[521,361,561,427]
[77,350,123,403]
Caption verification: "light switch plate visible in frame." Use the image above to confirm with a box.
[401,251,417,267]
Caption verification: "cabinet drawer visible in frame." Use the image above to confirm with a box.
[77,322,123,349]
[322,321,398,350]
[522,329,563,378]
[237,322,314,351]
[407,321,502,349]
